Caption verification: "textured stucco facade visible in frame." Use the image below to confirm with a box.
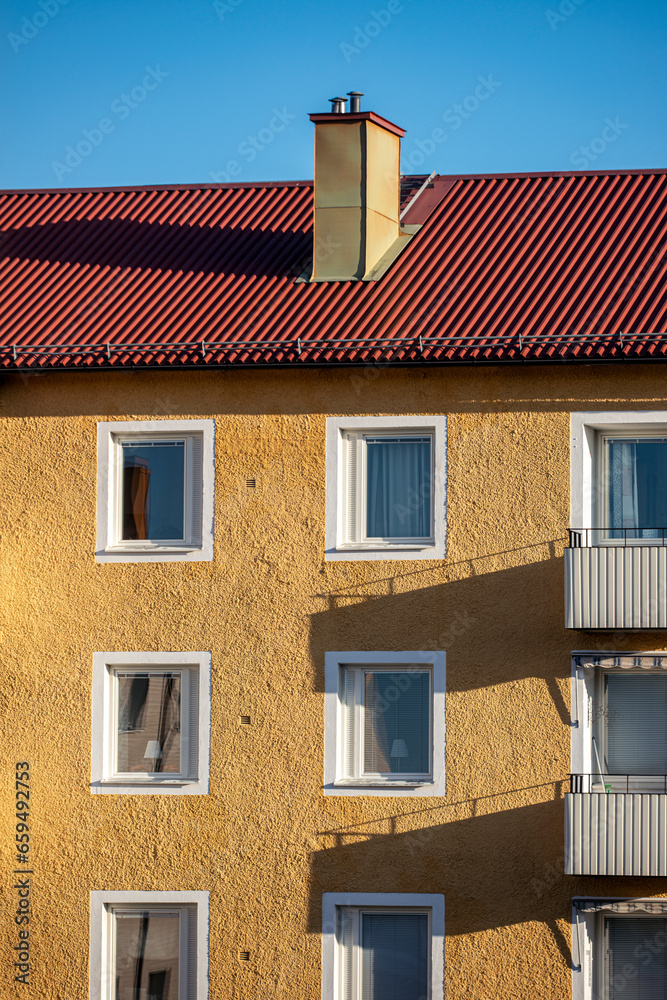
[2,362,667,999]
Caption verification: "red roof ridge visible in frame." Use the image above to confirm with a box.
[0,179,315,197]
[1,167,665,199]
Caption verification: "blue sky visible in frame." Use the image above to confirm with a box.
[1,0,665,190]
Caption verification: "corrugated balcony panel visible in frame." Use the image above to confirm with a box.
[565,546,667,628]
[565,793,667,875]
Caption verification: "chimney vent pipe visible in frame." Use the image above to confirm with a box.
[329,96,347,114]
[347,91,363,113]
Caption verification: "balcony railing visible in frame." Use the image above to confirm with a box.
[565,529,667,628]
[566,776,667,875]
[570,773,667,793]
[569,528,667,547]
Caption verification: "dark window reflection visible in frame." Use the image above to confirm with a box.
[122,441,185,541]
[114,911,179,1000]
[117,673,181,775]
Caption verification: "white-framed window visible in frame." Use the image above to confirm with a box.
[571,411,667,545]
[572,898,667,1000]
[324,651,446,796]
[96,419,214,562]
[326,416,447,560]
[91,652,211,795]
[90,890,209,1000]
[322,893,444,1000]
[571,651,667,793]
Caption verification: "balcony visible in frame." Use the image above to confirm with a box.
[565,775,667,875]
[565,529,667,629]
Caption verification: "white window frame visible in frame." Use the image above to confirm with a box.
[572,898,667,1000]
[322,892,444,1000]
[91,652,211,795]
[324,651,446,797]
[571,650,667,793]
[96,419,214,562]
[571,411,667,545]
[326,416,447,561]
[90,890,209,1000]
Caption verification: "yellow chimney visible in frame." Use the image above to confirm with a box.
[308,97,408,282]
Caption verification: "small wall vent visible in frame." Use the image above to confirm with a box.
[246,478,256,488]
[240,716,251,725]
[238,951,251,962]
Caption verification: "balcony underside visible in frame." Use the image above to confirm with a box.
[565,546,667,629]
[565,792,667,875]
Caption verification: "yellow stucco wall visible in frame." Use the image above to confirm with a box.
[2,362,667,998]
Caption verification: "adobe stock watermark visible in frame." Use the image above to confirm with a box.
[51,66,169,182]
[208,107,295,182]
[402,75,501,171]
[213,0,243,20]
[7,0,70,53]
[569,117,629,170]
[545,0,586,31]
[340,0,408,62]
[392,473,432,527]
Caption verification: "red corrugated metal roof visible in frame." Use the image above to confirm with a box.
[0,169,666,369]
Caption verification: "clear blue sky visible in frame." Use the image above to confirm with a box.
[2,0,665,190]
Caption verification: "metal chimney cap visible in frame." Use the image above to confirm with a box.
[329,96,348,113]
[347,91,364,112]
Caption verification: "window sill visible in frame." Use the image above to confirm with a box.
[336,542,434,552]
[334,778,434,788]
[100,777,195,786]
[105,544,200,554]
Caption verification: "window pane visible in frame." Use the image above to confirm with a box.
[606,674,667,775]
[361,913,428,1000]
[366,437,431,539]
[122,441,185,541]
[606,438,667,540]
[364,673,430,774]
[114,911,180,1000]
[606,918,667,1000]
[117,674,182,775]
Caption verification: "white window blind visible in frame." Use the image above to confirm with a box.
[365,436,431,540]
[346,436,358,544]
[343,432,433,544]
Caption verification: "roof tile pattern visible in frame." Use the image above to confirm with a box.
[0,170,666,368]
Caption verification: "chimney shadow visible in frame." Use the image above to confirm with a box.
[2,216,312,279]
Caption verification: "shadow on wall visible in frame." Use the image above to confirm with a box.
[310,546,570,719]
[308,794,573,965]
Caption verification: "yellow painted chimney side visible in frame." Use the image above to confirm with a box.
[312,116,402,281]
